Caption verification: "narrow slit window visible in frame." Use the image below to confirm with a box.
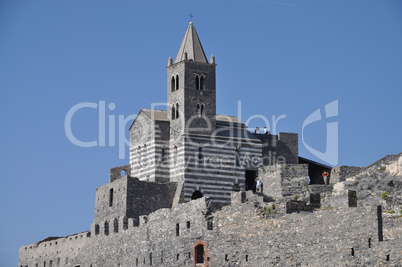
[109,188,114,207]
[176,223,180,236]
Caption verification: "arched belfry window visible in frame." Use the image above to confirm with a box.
[171,76,175,92]
[200,75,204,90]
[196,103,205,116]
[176,103,179,119]
[195,75,200,90]
[172,104,176,120]
[176,74,179,90]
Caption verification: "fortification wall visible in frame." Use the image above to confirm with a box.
[258,164,309,200]
[19,193,402,266]
[330,165,363,183]
[94,176,176,227]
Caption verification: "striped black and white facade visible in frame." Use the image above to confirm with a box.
[128,22,298,207]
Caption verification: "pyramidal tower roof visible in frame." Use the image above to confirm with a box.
[174,22,208,64]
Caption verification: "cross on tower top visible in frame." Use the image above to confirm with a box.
[189,13,194,22]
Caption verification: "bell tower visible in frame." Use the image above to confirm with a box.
[167,22,216,140]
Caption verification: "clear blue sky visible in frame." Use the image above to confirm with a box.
[1,0,401,265]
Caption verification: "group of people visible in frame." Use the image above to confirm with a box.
[254,126,270,135]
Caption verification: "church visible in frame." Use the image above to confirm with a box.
[124,21,311,208]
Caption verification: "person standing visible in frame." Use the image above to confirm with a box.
[322,170,329,185]
[255,177,262,192]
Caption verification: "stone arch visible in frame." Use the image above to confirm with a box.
[171,76,175,92]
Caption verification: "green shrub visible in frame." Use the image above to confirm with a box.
[380,191,389,199]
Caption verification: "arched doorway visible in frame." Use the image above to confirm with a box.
[191,190,203,200]
[193,241,208,267]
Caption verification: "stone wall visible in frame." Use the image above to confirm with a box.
[258,164,309,200]
[94,176,177,228]
[256,132,299,165]
[330,165,363,183]
[109,164,131,182]
[19,193,402,266]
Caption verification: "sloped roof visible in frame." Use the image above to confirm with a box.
[174,22,208,63]
[141,109,169,122]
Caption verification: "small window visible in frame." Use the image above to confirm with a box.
[109,189,114,207]
[207,218,213,230]
[95,224,100,235]
[176,74,179,90]
[196,104,200,115]
[161,147,167,163]
[187,221,190,229]
[114,218,118,233]
[123,217,128,230]
[176,223,180,236]
[104,221,109,235]
[200,104,204,116]
[171,76,175,92]
[172,104,176,120]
